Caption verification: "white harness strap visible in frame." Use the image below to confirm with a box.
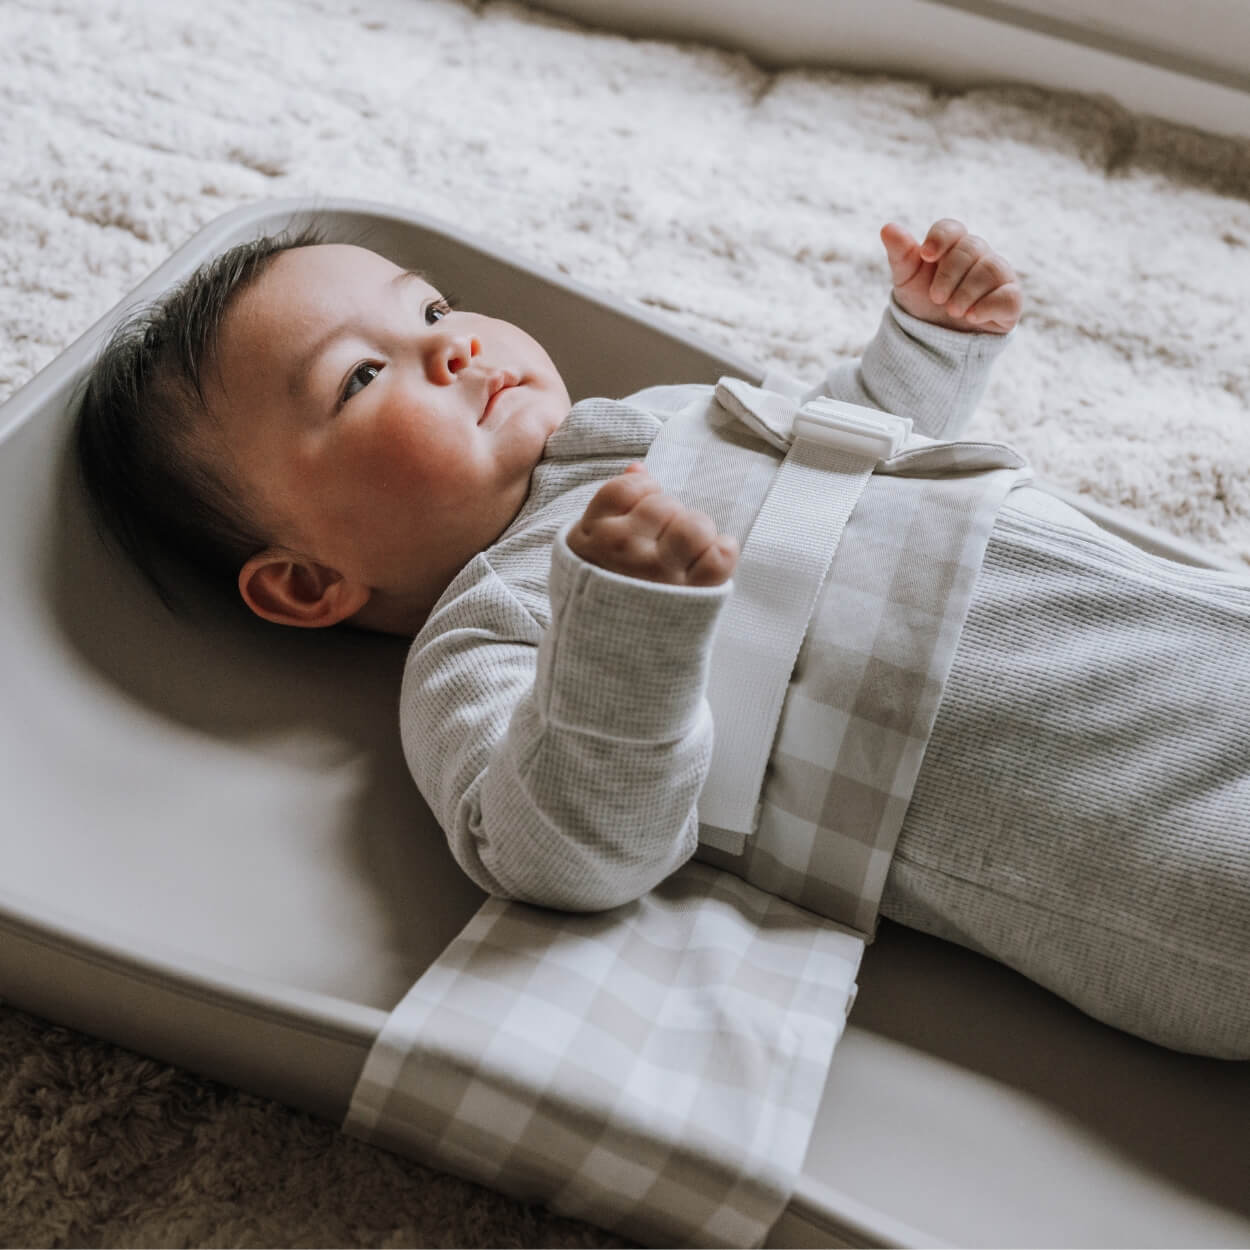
[646,381,912,852]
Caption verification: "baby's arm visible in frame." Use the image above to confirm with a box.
[403,519,731,912]
[813,218,1022,440]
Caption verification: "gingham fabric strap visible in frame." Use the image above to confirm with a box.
[345,862,864,1249]
[669,377,1031,935]
[646,378,912,851]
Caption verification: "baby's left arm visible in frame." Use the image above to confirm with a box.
[806,218,1021,441]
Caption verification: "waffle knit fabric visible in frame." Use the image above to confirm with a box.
[887,495,1250,1058]
[401,306,1250,1058]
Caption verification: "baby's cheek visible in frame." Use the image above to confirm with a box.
[364,413,442,489]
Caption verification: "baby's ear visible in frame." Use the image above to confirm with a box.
[238,551,370,628]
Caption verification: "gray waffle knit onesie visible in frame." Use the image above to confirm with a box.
[401,301,1250,1059]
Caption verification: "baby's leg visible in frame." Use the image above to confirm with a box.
[886,498,1250,1059]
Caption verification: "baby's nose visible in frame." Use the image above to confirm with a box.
[438,334,481,382]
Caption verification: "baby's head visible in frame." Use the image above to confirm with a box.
[76,232,571,635]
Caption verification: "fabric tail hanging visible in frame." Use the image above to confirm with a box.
[345,863,863,1248]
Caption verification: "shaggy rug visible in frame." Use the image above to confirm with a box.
[1,0,1249,1245]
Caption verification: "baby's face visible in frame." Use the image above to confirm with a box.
[208,243,571,616]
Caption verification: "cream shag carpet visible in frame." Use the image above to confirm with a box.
[2,0,1249,1245]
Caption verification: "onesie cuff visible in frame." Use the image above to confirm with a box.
[836,298,1014,440]
[541,526,731,741]
[885,295,1016,358]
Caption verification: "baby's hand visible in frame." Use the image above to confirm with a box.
[880,219,1022,334]
[568,464,738,587]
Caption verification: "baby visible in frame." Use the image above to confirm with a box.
[76,219,1250,1060]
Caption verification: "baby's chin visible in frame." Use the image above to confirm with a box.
[515,390,571,451]
[545,400,573,439]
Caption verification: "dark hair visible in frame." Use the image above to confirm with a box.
[74,225,324,608]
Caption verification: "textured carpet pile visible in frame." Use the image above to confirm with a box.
[2,0,1249,1244]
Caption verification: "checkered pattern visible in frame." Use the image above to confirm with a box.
[649,381,1030,934]
[743,452,1026,932]
[399,301,1017,919]
[376,315,1025,1242]
[345,862,863,1248]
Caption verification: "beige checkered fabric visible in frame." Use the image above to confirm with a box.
[734,446,1029,933]
[370,312,1025,1243]
[345,862,863,1248]
[399,302,1015,916]
[646,382,1029,935]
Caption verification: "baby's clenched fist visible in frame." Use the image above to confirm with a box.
[567,463,738,588]
[880,218,1022,334]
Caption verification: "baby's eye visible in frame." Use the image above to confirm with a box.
[424,295,459,325]
[341,362,381,404]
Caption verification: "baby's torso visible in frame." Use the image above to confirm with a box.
[468,385,1029,933]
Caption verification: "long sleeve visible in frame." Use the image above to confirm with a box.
[401,527,731,912]
[806,298,1012,440]
[402,305,1011,915]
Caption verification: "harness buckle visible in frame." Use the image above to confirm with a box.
[792,398,912,461]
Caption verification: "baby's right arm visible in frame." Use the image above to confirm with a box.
[401,514,732,913]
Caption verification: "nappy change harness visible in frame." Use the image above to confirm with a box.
[346,377,1030,1247]
[645,375,1030,935]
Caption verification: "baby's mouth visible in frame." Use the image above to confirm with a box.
[480,371,520,424]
